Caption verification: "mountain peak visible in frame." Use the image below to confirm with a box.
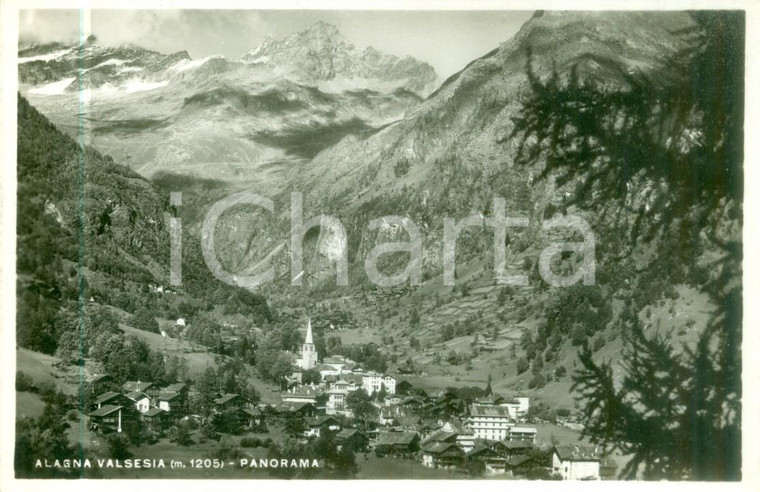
[304,20,341,37]
[290,21,347,48]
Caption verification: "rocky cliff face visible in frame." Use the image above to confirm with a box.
[18,23,438,184]
[242,21,439,95]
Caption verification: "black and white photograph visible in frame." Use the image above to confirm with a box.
[1,0,755,486]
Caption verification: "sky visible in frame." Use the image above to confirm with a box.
[19,10,533,79]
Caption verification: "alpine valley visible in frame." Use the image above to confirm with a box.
[15,12,742,480]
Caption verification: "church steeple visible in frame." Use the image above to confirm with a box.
[305,318,314,345]
[297,317,318,370]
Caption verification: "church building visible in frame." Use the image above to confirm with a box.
[296,318,318,370]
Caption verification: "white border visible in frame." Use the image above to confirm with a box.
[1,1,758,492]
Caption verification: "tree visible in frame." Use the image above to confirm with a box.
[346,389,377,429]
[409,308,420,327]
[108,434,133,459]
[283,417,306,437]
[516,357,529,375]
[301,368,321,385]
[512,13,743,479]
[132,309,159,333]
[375,384,388,403]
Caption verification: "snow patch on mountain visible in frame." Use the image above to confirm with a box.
[18,48,73,64]
[171,55,225,72]
[29,77,76,95]
[124,79,169,93]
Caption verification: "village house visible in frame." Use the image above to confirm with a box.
[93,391,132,410]
[304,416,341,437]
[267,402,318,419]
[124,391,151,414]
[142,407,169,431]
[335,428,369,452]
[86,374,113,395]
[508,426,538,443]
[89,405,137,433]
[441,420,476,452]
[326,387,350,416]
[214,393,253,412]
[282,384,322,404]
[157,391,182,414]
[422,442,465,469]
[420,429,458,449]
[552,444,601,480]
[502,440,533,456]
[467,404,512,441]
[375,431,420,457]
[163,383,189,412]
[316,363,342,380]
[121,381,159,403]
[504,455,536,476]
[466,441,508,473]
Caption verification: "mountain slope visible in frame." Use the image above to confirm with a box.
[196,11,730,407]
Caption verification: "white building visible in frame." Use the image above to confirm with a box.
[326,388,349,416]
[282,384,321,404]
[552,445,601,480]
[295,318,318,370]
[362,372,396,395]
[124,391,151,414]
[467,404,512,441]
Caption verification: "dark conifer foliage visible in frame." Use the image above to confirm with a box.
[510,12,743,480]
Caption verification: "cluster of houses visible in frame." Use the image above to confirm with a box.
[84,319,604,479]
[86,375,190,434]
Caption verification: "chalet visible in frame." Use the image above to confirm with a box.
[417,421,442,439]
[304,416,341,437]
[422,442,465,469]
[502,439,533,456]
[508,426,537,443]
[89,405,136,433]
[142,407,169,430]
[86,374,113,394]
[122,381,158,402]
[335,429,369,452]
[163,382,189,412]
[157,391,182,414]
[398,395,427,411]
[466,442,508,473]
[268,402,318,418]
[420,430,458,448]
[125,391,151,414]
[379,405,406,426]
[441,421,476,452]
[395,415,423,431]
[552,444,601,480]
[504,455,536,476]
[375,431,420,457]
[467,404,512,441]
[214,393,252,411]
[240,407,267,431]
[94,391,132,410]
